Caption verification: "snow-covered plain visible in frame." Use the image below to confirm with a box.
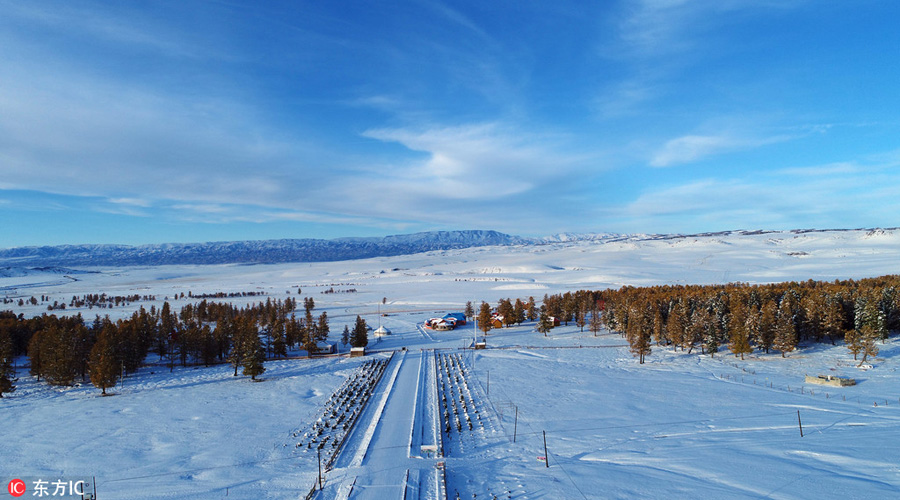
[3,229,900,499]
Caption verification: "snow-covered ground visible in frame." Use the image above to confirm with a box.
[3,229,900,499]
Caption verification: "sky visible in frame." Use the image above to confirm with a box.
[2,0,900,247]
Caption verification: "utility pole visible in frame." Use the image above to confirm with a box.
[543,430,549,468]
[472,318,477,372]
[797,410,804,438]
[513,405,518,443]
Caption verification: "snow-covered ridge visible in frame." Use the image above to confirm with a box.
[0,266,97,278]
[0,228,897,268]
[0,230,525,267]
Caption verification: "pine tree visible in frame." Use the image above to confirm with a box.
[317,312,330,343]
[0,328,17,397]
[822,297,845,345]
[241,328,266,380]
[464,301,475,320]
[773,301,797,357]
[575,307,587,333]
[302,315,318,355]
[526,297,537,322]
[536,311,553,336]
[174,321,192,367]
[686,308,705,354]
[158,301,175,359]
[513,298,526,325]
[626,304,652,364]
[199,324,217,366]
[89,324,120,395]
[351,316,368,348]
[285,314,300,349]
[802,295,825,343]
[39,321,81,386]
[589,305,603,336]
[271,317,287,359]
[544,294,562,322]
[477,302,492,336]
[758,300,777,353]
[651,307,666,345]
[125,307,153,371]
[856,324,879,367]
[28,328,44,381]
[701,308,719,357]
[497,298,514,328]
[845,327,862,360]
[728,300,752,360]
[666,301,687,351]
[341,325,350,346]
[744,305,761,353]
[229,317,251,376]
[561,292,576,325]
[855,297,881,366]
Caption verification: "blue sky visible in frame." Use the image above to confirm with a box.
[2,0,900,247]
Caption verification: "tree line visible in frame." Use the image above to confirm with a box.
[468,276,899,365]
[0,296,351,396]
[469,292,601,337]
[602,277,899,364]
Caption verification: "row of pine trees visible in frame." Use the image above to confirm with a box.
[7,274,897,396]
[469,276,900,365]
[533,276,899,364]
[469,291,607,337]
[0,296,369,397]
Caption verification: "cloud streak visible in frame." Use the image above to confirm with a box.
[614,151,900,232]
[649,133,791,167]
[361,123,566,198]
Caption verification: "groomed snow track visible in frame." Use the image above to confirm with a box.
[312,349,446,500]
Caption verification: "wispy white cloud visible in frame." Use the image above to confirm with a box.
[170,203,231,215]
[649,133,791,167]
[617,0,697,58]
[614,151,900,231]
[0,56,316,208]
[2,2,232,61]
[596,1,808,119]
[361,122,577,199]
[592,78,660,118]
[108,198,152,208]
[615,0,806,59]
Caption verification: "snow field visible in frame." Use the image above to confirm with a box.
[2,356,374,499]
[466,326,900,500]
[5,230,900,499]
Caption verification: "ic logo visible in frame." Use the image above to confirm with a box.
[7,479,26,497]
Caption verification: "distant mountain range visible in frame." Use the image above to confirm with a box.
[0,228,894,268]
[0,230,529,267]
